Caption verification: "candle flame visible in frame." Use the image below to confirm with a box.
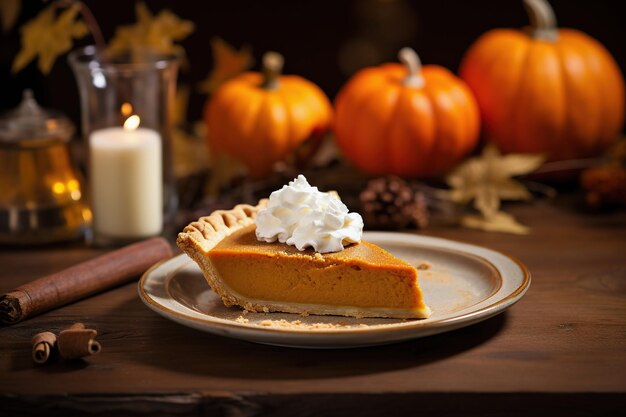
[124,115,140,130]
[121,102,133,117]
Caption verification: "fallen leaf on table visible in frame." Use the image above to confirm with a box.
[445,144,545,218]
[461,211,530,235]
[0,0,20,33]
[198,37,253,94]
[12,3,88,74]
[107,2,193,59]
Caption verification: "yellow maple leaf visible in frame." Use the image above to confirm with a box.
[445,144,545,218]
[12,3,88,74]
[198,37,253,94]
[0,0,20,33]
[107,2,193,59]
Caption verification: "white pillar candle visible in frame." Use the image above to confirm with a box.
[89,117,162,239]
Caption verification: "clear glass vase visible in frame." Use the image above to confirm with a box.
[69,46,179,246]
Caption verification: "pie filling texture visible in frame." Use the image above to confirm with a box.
[177,203,431,319]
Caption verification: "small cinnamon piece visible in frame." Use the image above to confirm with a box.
[57,323,101,360]
[31,331,57,364]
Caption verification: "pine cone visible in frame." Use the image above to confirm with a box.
[581,165,626,209]
[359,176,429,230]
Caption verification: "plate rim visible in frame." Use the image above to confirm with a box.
[138,233,531,336]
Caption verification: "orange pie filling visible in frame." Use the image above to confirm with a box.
[206,225,430,318]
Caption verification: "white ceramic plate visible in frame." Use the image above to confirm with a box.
[138,232,530,348]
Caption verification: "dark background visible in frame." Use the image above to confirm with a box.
[1,0,625,130]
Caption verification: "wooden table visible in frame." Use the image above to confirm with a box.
[1,195,625,416]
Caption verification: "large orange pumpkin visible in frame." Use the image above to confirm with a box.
[334,48,480,178]
[206,52,332,177]
[459,0,625,161]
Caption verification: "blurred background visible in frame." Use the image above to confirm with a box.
[1,0,625,243]
[1,0,624,126]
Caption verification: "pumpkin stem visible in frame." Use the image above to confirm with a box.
[261,51,284,90]
[398,47,425,88]
[524,0,558,41]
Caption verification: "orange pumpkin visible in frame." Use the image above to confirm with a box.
[206,52,332,177]
[459,0,625,161]
[334,48,480,178]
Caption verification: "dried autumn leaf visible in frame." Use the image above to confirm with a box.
[0,0,20,33]
[445,144,545,218]
[172,84,189,127]
[107,2,193,58]
[460,211,530,235]
[198,37,253,94]
[172,124,209,178]
[12,3,88,74]
[205,152,246,197]
[472,185,499,219]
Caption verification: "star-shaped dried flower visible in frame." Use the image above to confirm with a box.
[198,37,253,94]
[12,3,88,74]
[107,2,193,58]
[445,144,545,234]
[446,145,545,217]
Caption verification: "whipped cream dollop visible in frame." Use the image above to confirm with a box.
[255,175,364,253]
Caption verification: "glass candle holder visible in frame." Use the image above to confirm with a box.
[69,46,179,246]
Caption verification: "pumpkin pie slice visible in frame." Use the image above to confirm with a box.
[177,202,431,319]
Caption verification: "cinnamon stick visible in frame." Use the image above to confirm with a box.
[0,237,173,324]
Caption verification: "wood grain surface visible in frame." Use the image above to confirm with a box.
[1,195,625,416]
